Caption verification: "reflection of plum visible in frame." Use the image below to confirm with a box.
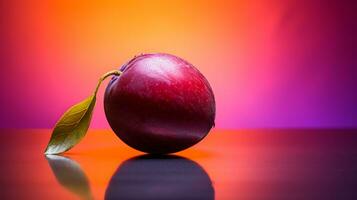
[105,155,214,200]
[104,53,216,154]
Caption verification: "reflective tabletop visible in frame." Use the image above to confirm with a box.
[1,129,357,199]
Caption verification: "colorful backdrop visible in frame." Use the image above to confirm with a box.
[0,0,356,129]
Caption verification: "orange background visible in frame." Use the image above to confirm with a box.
[1,0,357,128]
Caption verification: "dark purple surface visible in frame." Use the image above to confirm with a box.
[104,53,215,154]
[1,129,357,199]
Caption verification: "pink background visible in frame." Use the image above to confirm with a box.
[0,0,356,129]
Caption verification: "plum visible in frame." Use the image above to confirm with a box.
[104,53,215,154]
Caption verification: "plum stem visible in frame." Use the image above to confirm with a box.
[94,70,122,95]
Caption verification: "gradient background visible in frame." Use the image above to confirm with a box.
[0,0,356,129]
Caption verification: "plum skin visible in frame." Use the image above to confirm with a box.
[104,53,215,154]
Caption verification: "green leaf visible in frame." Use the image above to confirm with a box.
[44,70,121,155]
[44,95,96,155]
[46,155,92,200]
